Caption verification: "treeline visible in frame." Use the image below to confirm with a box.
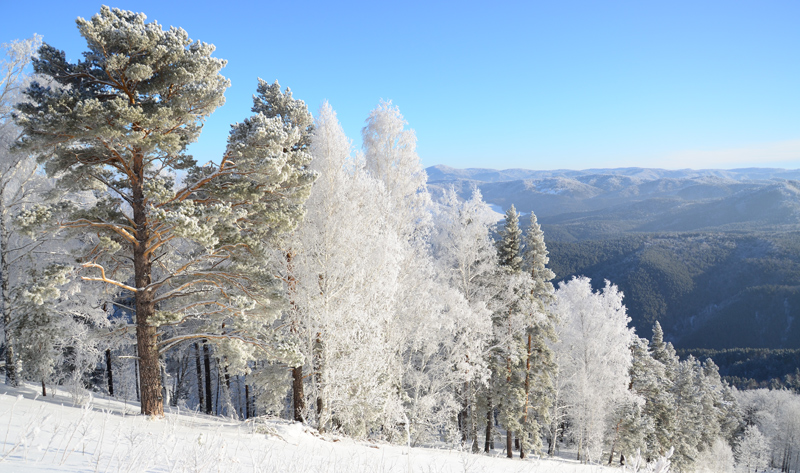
[677,348,800,391]
[546,232,800,347]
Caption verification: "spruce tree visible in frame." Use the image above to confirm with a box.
[519,210,557,458]
[492,204,527,458]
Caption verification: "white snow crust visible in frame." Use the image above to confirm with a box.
[0,383,614,472]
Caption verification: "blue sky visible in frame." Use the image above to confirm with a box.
[3,1,799,170]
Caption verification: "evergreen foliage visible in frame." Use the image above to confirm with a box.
[13,7,314,415]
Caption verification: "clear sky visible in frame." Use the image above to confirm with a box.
[3,1,799,170]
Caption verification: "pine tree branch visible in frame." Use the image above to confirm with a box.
[81,262,137,292]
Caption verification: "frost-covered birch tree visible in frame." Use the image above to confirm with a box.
[14,7,314,416]
[361,100,447,441]
[286,101,401,436]
[2,36,109,395]
[550,276,636,463]
[431,187,497,450]
[0,35,42,386]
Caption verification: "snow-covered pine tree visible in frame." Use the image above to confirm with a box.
[650,321,679,377]
[498,205,523,272]
[620,336,672,461]
[241,79,315,423]
[518,210,557,458]
[492,205,528,458]
[669,356,705,471]
[14,7,314,415]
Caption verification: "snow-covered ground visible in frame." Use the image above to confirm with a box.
[0,383,615,473]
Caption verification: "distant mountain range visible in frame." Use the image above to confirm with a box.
[426,165,800,351]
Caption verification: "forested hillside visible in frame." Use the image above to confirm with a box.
[427,166,800,350]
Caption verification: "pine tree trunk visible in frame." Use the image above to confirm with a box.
[292,365,305,422]
[41,379,46,397]
[507,430,513,458]
[194,343,204,412]
[132,155,162,416]
[105,349,114,396]
[1,196,19,387]
[203,342,213,414]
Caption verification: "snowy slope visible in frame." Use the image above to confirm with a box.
[0,383,614,473]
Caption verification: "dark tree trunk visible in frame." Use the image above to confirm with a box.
[460,380,469,446]
[203,342,213,414]
[194,343,204,412]
[507,430,513,458]
[214,358,221,415]
[105,349,114,396]
[245,384,250,419]
[132,153,162,416]
[286,251,305,424]
[292,365,305,422]
[221,362,234,418]
[314,333,325,431]
[41,379,46,397]
[484,395,493,453]
[470,399,479,453]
